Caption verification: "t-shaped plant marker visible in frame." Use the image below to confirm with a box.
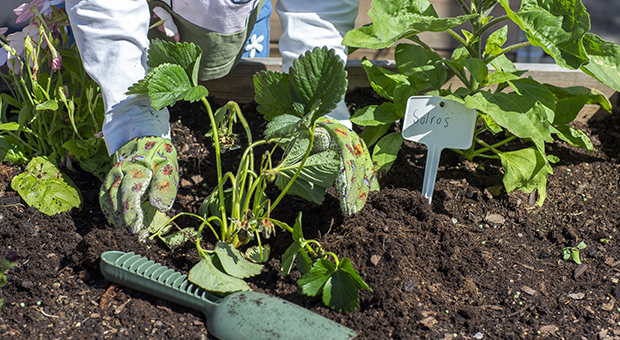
[402,96,477,204]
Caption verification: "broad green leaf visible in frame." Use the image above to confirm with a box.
[580,33,620,92]
[0,136,27,165]
[289,47,347,121]
[465,91,553,143]
[281,242,301,276]
[462,58,489,85]
[11,156,82,215]
[188,255,252,293]
[499,0,589,69]
[0,123,20,131]
[322,269,361,312]
[292,211,304,241]
[372,132,404,173]
[552,125,593,152]
[297,248,313,275]
[479,112,503,135]
[275,150,340,204]
[483,71,520,86]
[147,64,208,110]
[485,25,508,57]
[298,258,336,297]
[359,123,391,147]
[263,114,302,140]
[246,245,271,263]
[498,147,550,205]
[213,241,264,278]
[159,227,198,249]
[571,250,581,264]
[361,58,409,101]
[338,257,371,290]
[254,70,293,121]
[36,100,58,111]
[451,45,470,63]
[508,78,556,112]
[544,83,611,124]
[147,39,203,86]
[396,44,447,90]
[342,0,477,49]
[142,201,172,236]
[350,103,401,126]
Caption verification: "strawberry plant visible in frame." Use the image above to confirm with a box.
[128,40,372,311]
[342,0,619,204]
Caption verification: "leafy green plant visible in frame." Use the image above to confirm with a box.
[342,0,618,204]
[1,3,108,214]
[562,241,586,264]
[0,251,18,310]
[128,40,370,311]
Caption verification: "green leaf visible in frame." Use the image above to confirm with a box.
[35,100,58,111]
[275,150,340,204]
[462,58,488,85]
[580,33,620,92]
[483,71,520,86]
[484,25,508,57]
[322,259,369,312]
[552,125,593,152]
[499,0,589,69]
[350,103,401,126]
[281,242,301,276]
[292,211,304,241]
[395,44,447,90]
[245,245,271,264]
[342,0,477,49]
[147,39,203,86]
[213,241,263,279]
[147,64,208,110]
[254,70,293,121]
[570,250,581,264]
[159,227,198,249]
[0,123,21,131]
[372,132,404,173]
[359,123,391,147]
[142,201,172,236]
[263,114,302,140]
[498,147,551,205]
[361,58,410,101]
[11,157,82,215]
[544,84,611,124]
[188,255,252,293]
[508,78,556,112]
[465,91,554,143]
[298,258,336,297]
[338,258,371,290]
[289,47,347,122]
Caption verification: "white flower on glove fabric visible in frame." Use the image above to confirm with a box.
[152,7,180,42]
[245,34,264,58]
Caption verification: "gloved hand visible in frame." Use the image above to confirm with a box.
[314,117,379,215]
[100,136,178,237]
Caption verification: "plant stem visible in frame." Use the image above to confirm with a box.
[201,97,228,239]
[475,15,509,41]
[472,135,517,157]
[270,125,316,212]
[455,0,472,15]
[484,41,532,64]
[447,29,478,59]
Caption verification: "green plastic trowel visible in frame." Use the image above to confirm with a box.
[100,251,357,340]
[401,96,477,204]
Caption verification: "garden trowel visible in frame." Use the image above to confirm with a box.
[100,251,357,340]
[401,96,477,204]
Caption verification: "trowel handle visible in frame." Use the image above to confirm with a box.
[100,251,219,316]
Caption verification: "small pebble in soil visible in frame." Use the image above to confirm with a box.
[574,263,588,279]
[403,278,417,291]
[474,332,484,339]
[451,218,458,224]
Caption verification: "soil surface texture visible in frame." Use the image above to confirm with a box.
[0,88,619,340]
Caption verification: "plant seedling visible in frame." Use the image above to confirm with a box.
[562,241,586,264]
[0,251,18,309]
[402,96,477,203]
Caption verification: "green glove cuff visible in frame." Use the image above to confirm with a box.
[316,117,379,215]
[100,136,178,235]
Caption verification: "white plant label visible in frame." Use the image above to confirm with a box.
[402,96,477,204]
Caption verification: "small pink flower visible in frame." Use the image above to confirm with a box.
[152,7,180,42]
[13,0,46,24]
[0,27,8,36]
[40,0,64,16]
[51,55,61,70]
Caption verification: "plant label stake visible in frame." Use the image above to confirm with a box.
[402,96,477,204]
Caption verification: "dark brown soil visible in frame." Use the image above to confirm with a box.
[0,88,619,340]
